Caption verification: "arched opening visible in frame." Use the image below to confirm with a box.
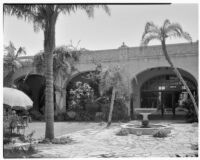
[131,67,197,118]
[14,74,56,115]
[141,74,197,108]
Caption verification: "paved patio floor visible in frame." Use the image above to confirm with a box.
[30,121,198,158]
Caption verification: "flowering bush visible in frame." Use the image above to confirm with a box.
[69,81,94,110]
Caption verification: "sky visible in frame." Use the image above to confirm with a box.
[3,4,199,56]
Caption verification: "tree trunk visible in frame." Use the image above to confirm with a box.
[44,12,57,140]
[107,87,116,127]
[3,70,14,87]
[162,40,198,119]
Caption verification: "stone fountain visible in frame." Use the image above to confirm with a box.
[121,108,171,135]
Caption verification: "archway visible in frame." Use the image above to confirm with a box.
[65,71,100,110]
[14,74,54,115]
[131,67,197,117]
[14,74,46,114]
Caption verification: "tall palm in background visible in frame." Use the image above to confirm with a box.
[4,41,26,87]
[4,4,110,139]
[99,66,128,127]
[140,19,198,119]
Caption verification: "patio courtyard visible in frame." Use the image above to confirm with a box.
[26,121,198,158]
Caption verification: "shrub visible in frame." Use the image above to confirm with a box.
[69,82,94,111]
[3,137,11,145]
[153,129,169,138]
[85,102,100,114]
[95,112,104,122]
[29,110,44,121]
[181,99,198,123]
[191,144,198,150]
[51,136,73,144]
[116,128,129,136]
[39,136,73,144]
[101,99,129,122]
[54,113,65,121]
[27,145,37,154]
[74,110,95,121]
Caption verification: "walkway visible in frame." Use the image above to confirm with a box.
[31,121,198,157]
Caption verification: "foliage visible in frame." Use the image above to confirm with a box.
[4,5,110,33]
[3,111,20,135]
[140,19,198,120]
[85,64,129,100]
[33,45,81,79]
[116,128,129,136]
[29,110,44,121]
[3,130,37,158]
[153,129,169,138]
[3,146,37,158]
[140,19,192,47]
[99,65,129,100]
[3,41,27,87]
[39,136,73,144]
[69,81,94,110]
[101,99,129,121]
[4,4,110,139]
[191,144,198,150]
[3,138,11,145]
[52,136,74,144]
[74,110,95,121]
[54,113,65,121]
[95,112,104,122]
[181,98,198,123]
[4,41,26,71]
[85,64,129,125]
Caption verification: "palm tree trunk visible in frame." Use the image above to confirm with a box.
[3,71,14,87]
[44,13,57,140]
[162,40,198,119]
[107,87,116,127]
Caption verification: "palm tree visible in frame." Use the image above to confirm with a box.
[34,45,81,114]
[4,41,26,87]
[141,19,198,119]
[4,4,110,139]
[100,66,128,127]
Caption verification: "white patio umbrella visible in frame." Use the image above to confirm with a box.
[3,87,33,110]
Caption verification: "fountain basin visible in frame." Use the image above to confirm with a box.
[121,124,171,135]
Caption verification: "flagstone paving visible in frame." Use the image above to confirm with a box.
[31,121,198,158]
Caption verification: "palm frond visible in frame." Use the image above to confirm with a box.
[4,5,47,33]
[16,47,26,58]
[163,19,171,30]
[4,41,16,57]
[140,34,161,47]
[165,22,192,42]
[99,66,128,96]
[142,22,161,40]
[57,4,110,18]
[4,5,37,22]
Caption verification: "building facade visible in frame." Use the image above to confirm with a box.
[4,42,198,117]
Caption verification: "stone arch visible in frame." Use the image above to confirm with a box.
[63,70,96,89]
[12,65,35,84]
[131,66,197,113]
[14,74,46,114]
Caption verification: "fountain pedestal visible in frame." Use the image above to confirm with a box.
[121,108,172,135]
[141,113,151,121]
[135,108,157,127]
